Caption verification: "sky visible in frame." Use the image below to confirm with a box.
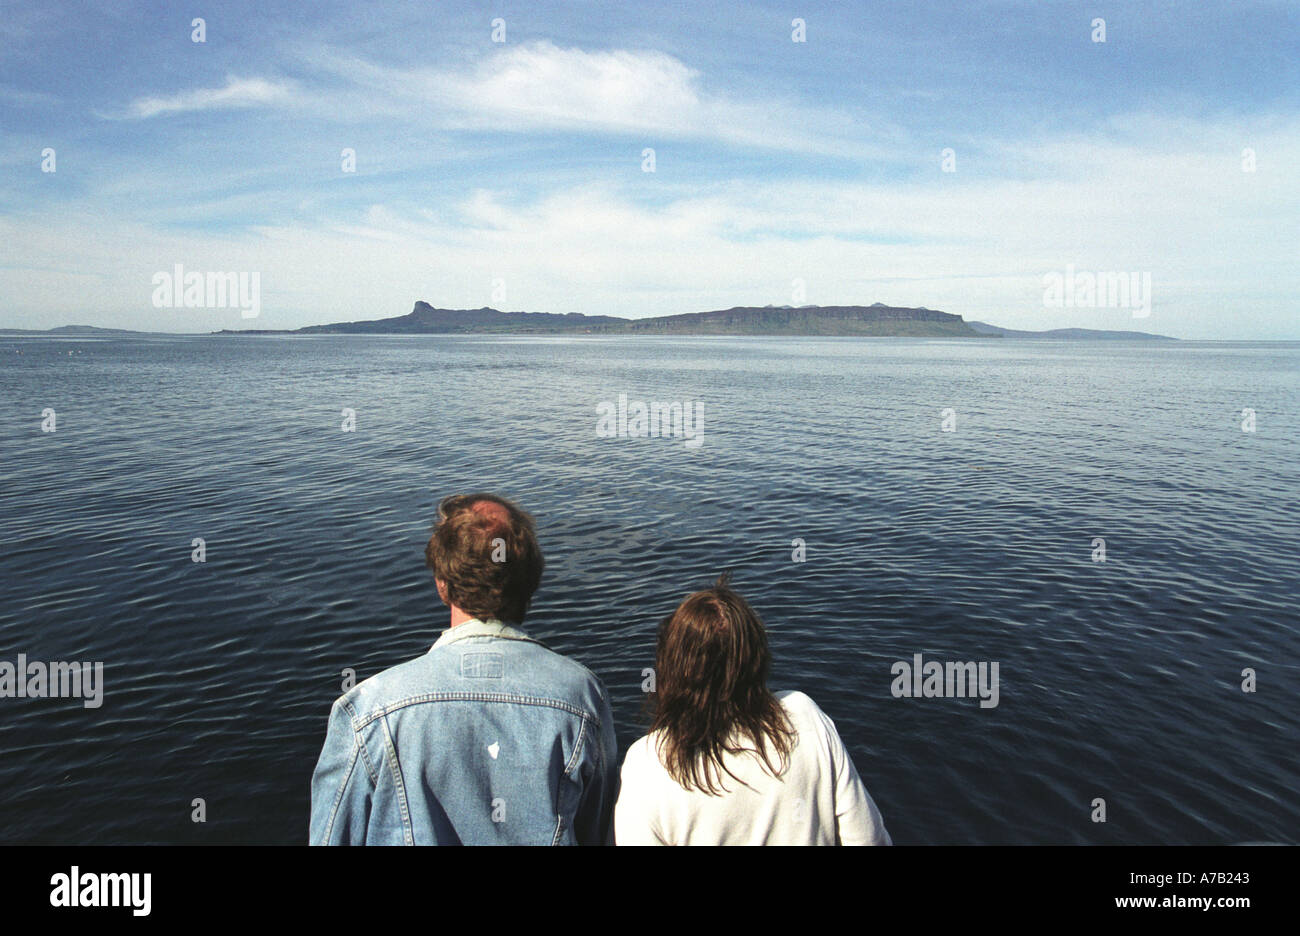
[1,0,1297,338]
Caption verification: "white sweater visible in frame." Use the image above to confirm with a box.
[614,690,891,846]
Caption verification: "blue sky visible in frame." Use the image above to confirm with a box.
[2,0,1297,337]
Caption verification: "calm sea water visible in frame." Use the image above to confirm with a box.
[0,334,1296,844]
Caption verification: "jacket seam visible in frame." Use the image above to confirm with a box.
[341,698,380,785]
[355,727,379,786]
[379,713,415,845]
[352,692,595,730]
[323,739,360,844]
[564,713,591,778]
[554,714,596,846]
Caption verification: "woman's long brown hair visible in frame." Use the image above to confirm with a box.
[648,574,795,794]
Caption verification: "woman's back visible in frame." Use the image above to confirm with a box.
[615,690,890,846]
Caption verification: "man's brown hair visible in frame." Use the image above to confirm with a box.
[648,574,795,794]
[424,493,544,624]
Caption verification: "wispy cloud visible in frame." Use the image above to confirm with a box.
[294,40,878,154]
[0,83,59,108]
[115,76,299,119]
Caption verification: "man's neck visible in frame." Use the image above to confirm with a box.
[448,606,475,628]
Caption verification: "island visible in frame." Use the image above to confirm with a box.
[216,301,1175,339]
[1,304,1177,340]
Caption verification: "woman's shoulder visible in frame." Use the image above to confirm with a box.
[773,690,841,740]
[773,688,822,720]
[620,731,666,775]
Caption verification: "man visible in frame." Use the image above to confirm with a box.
[309,493,618,845]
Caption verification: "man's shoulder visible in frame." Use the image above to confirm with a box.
[512,640,612,716]
[334,637,608,725]
[328,652,434,725]
[442,631,608,697]
[530,642,608,698]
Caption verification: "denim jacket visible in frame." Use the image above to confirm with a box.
[309,619,618,845]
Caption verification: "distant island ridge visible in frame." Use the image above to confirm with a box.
[0,304,1176,339]
[211,302,1175,339]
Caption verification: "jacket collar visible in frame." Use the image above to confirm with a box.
[431,617,532,650]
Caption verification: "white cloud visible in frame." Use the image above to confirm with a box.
[453,43,706,131]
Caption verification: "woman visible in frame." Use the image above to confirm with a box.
[615,575,891,845]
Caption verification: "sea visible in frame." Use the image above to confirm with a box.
[0,334,1296,844]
